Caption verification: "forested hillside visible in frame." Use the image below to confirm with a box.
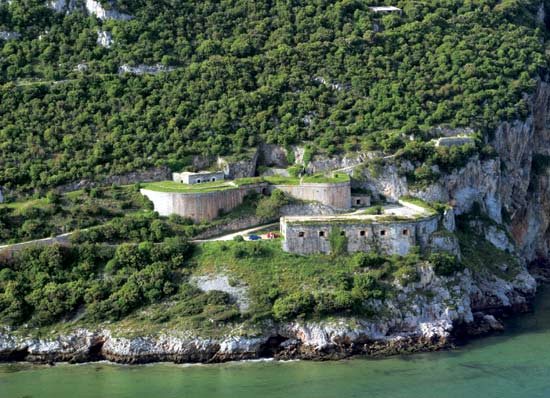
[0,0,547,192]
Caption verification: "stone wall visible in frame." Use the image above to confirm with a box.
[0,234,71,258]
[141,183,268,222]
[271,181,351,209]
[281,216,439,256]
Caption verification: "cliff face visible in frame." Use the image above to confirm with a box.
[353,80,550,262]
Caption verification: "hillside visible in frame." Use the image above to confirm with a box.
[1,0,550,364]
[0,0,547,192]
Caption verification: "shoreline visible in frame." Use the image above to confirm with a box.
[0,305,530,366]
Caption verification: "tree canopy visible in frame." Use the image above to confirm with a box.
[0,0,547,192]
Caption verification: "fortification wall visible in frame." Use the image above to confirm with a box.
[141,183,268,222]
[271,181,351,209]
[281,216,439,256]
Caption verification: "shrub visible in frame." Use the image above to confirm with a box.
[45,190,60,204]
[329,228,348,256]
[362,205,383,215]
[393,266,419,285]
[353,252,386,269]
[429,252,463,276]
[256,189,290,219]
[272,292,315,320]
[351,272,384,300]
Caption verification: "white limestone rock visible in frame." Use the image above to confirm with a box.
[97,29,113,48]
[47,0,133,20]
[85,0,132,20]
[74,63,88,72]
[118,64,175,75]
[0,31,21,40]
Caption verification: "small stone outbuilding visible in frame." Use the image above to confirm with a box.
[172,171,225,185]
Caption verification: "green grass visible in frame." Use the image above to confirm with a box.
[141,180,237,193]
[262,176,301,185]
[192,240,358,317]
[399,196,446,215]
[0,198,48,212]
[301,173,350,184]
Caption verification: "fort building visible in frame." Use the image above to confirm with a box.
[351,194,371,207]
[281,214,439,256]
[141,173,357,223]
[172,171,225,184]
[280,200,450,256]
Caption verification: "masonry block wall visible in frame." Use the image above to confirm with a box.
[281,216,439,256]
[140,183,268,222]
[270,181,351,209]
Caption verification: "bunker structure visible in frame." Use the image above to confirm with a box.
[172,171,225,184]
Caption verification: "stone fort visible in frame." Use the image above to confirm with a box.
[281,213,439,256]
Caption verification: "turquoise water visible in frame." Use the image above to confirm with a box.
[2,288,550,398]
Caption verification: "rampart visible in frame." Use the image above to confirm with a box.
[281,214,439,256]
[140,183,268,222]
[270,181,351,209]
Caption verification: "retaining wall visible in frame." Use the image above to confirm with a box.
[271,181,351,209]
[0,234,72,258]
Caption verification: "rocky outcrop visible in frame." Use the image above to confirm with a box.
[258,143,288,168]
[217,150,259,179]
[350,79,550,261]
[0,31,21,40]
[48,0,133,20]
[118,64,175,75]
[85,0,132,20]
[97,30,113,48]
[55,166,171,193]
[306,152,369,174]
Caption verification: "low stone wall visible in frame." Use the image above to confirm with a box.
[281,216,439,256]
[193,216,267,240]
[0,234,71,258]
[271,181,351,209]
[141,183,268,222]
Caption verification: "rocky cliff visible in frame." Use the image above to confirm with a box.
[347,79,550,263]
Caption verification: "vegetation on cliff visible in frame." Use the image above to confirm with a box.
[0,237,462,332]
